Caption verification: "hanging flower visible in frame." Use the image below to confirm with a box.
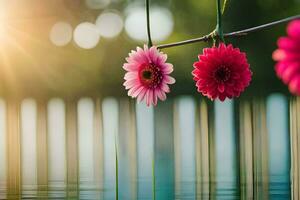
[192,43,252,101]
[123,45,175,106]
[273,20,300,95]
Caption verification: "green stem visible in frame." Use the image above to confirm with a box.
[216,0,224,42]
[222,0,229,14]
[152,158,156,200]
[115,137,118,200]
[146,0,153,47]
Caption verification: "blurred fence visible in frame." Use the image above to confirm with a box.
[0,94,297,199]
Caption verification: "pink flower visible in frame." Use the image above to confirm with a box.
[192,43,252,101]
[123,45,175,106]
[273,20,300,95]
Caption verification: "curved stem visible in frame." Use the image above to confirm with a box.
[216,0,224,42]
[222,0,229,14]
[157,14,300,49]
[146,0,153,47]
[157,32,214,49]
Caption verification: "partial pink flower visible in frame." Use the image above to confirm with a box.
[123,45,175,106]
[192,43,252,101]
[273,20,300,95]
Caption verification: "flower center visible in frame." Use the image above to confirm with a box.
[214,66,231,82]
[139,64,163,88]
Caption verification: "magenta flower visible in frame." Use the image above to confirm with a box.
[273,20,300,95]
[192,43,252,101]
[123,45,175,106]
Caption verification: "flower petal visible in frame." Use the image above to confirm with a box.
[123,45,175,105]
[164,76,176,84]
[192,43,252,101]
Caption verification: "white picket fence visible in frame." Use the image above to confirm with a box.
[0,95,295,199]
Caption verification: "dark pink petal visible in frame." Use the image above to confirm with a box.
[192,43,252,101]
[217,84,225,93]
[289,76,300,95]
[281,63,300,84]
[287,20,300,39]
[273,20,300,96]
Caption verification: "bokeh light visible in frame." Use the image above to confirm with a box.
[49,22,73,47]
[73,22,100,49]
[95,11,123,38]
[85,0,111,10]
[124,6,174,43]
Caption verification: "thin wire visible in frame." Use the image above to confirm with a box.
[157,14,300,49]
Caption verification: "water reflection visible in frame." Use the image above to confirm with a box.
[267,94,290,199]
[174,97,196,200]
[78,98,99,199]
[47,98,66,198]
[0,99,6,200]
[102,98,118,200]
[154,101,175,200]
[21,99,37,198]
[136,101,154,200]
[214,100,239,199]
[0,95,295,199]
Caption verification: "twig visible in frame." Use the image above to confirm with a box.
[216,0,224,42]
[146,0,153,47]
[222,0,229,14]
[157,14,300,49]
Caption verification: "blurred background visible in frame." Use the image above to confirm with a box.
[0,0,299,98]
[0,1,300,199]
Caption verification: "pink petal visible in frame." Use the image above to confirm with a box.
[145,90,153,106]
[156,89,167,101]
[137,88,147,102]
[123,45,174,105]
[161,63,174,74]
[217,84,225,93]
[192,43,252,101]
[153,90,158,106]
[128,85,142,97]
[163,76,176,84]
[219,94,226,101]
[282,63,300,84]
[289,76,300,95]
[157,53,167,64]
[123,63,139,71]
[123,79,140,89]
[147,46,158,61]
[124,72,138,80]
[272,49,287,61]
[132,86,145,98]
[287,20,300,39]
[160,84,170,93]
